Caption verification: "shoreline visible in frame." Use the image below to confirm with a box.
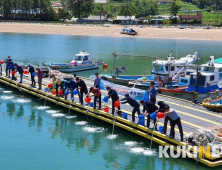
[0,23,222,41]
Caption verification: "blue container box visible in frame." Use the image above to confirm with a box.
[139,115,145,120]
[89,102,94,107]
[159,126,164,133]
[122,113,127,119]
[139,119,145,126]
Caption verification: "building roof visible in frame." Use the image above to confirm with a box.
[115,15,137,20]
[84,15,106,20]
[151,19,163,21]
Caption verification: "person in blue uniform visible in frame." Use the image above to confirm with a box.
[27,63,35,87]
[120,94,140,123]
[106,86,120,115]
[67,79,77,102]
[164,105,183,142]
[149,81,157,104]
[140,100,158,130]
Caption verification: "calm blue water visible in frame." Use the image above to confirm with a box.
[0,33,222,78]
[1,33,222,169]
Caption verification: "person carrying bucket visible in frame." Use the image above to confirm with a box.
[149,81,157,104]
[94,72,101,89]
[140,100,158,130]
[86,87,101,110]
[67,79,77,102]
[8,59,15,80]
[157,101,172,135]
[51,74,62,96]
[27,63,36,87]
[36,66,43,90]
[15,63,24,83]
[76,77,88,105]
[60,80,68,98]
[164,105,183,142]
[106,86,120,115]
[120,94,140,123]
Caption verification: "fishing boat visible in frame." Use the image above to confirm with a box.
[101,51,199,85]
[119,28,137,35]
[159,56,222,103]
[48,51,102,72]
[128,76,190,90]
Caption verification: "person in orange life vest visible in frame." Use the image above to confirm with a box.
[86,87,101,110]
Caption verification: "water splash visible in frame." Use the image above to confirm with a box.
[82,126,105,133]
[46,110,60,114]
[65,115,77,119]
[51,113,65,117]
[124,141,138,146]
[75,121,87,125]
[35,106,50,110]
[130,147,156,156]
[107,134,118,139]
[3,91,12,94]
[1,96,14,100]
[13,98,31,103]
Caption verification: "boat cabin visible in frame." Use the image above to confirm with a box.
[151,52,198,79]
[187,56,222,93]
[70,51,92,65]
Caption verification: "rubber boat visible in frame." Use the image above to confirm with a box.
[48,51,103,72]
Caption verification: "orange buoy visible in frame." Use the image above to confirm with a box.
[103,64,108,68]
[0,60,4,64]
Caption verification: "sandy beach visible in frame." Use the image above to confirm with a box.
[0,22,222,41]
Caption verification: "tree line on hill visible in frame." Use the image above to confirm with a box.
[182,0,222,11]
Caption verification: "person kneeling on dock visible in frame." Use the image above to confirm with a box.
[120,94,140,123]
[15,63,24,83]
[76,77,88,105]
[51,74,62,96]
[86,87,101,110]
[106,86,120,115]
[140,100,158,130]
[60,80,68,98]
[164,105,183,142]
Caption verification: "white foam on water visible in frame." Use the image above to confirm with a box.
[14,98,31,103]
[46,110,60,114]
[1,96,14,100]
[3,91,12,94]
[130,147,144,154]
[124,141,138,146]
[51,113,65,117]
[82,126,105,133]
[107,134,118,139]
[143,149,156,156]
[35,106,50,110]
[75,121,87,125]
[65,115,77,119]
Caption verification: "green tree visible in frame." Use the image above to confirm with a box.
[58,8,71,21]
[94,3,106,19]
[170,0,181,17]
[2,0,12,19]
[67,0,93,19]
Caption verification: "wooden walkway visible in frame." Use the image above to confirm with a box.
[1,67,222,167]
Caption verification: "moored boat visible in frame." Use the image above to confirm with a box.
[102,51,199,85]
[48,51,101,72]
[159,56,222,103]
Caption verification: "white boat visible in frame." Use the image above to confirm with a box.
[102,51,199,85]
[48,51,101,72]
[159,56,222,103]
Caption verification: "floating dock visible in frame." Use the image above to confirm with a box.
[1,68,222,167]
